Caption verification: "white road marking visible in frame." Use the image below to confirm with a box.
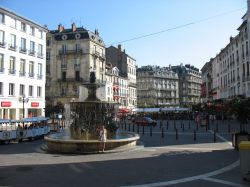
[69,164,82,173]
[208,130,233,146]
[120,160,240,187]
[203,177,249,187]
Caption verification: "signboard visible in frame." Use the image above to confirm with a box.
[1,101,11,107]
[31,102,39,107]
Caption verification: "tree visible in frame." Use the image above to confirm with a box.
[227,98,250,132]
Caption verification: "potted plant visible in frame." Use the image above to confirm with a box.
[227,97,250,149]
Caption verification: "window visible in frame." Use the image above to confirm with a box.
[38,30,43,39]
[46,52,50,61]
[0,30,4,45]
[61,57,67,68]
[38,63,42,79]
[28,85,33,96]
[76,44,81,51]
[0,82,2,95]
[19,84,25,96]
[75,71,80,81]
[46,39,51,47]
[62,44,67,53]
[29,41,35,55]
[0,13,5,24]
[62,72,66,82]
[246,41,249,56]
[9,56,15,74]
[247,62,250,76]
[10,34,16,49]
[37,86,42,97]
[19,59,25,76]
[9,83,15,96]
[30,26,35,36]
[20,38,26,52]
[10,17,16,28]
[29,61,34,77]
[38,44,43,58]
[21,22,26,32]
[74,58,80,68]
[243,64,245,76]
[0,53,4,72]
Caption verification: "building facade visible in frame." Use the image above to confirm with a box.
[171,64,202,107]
[137,65,179,108]
[0,7,47,119]
[46,24,106,105]
[106,45,137,109]
[201,60,213,102]
[204,2,250,101]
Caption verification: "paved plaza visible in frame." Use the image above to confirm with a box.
[0,119,250,187]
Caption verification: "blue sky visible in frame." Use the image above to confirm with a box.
[1,0,247,69]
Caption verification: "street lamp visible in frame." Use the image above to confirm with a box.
[19,95,29,127]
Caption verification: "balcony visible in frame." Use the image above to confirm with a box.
[242,76,246,82]
[61,64,67,69]
[100,67,104,72]
[128,82,137,87]
[37,74,43,79]
[37,53,44,59]
[8,69,16,75]
[0,42,6,48]
[58,49,83,56]
[28,50,36,56]
[28,72,34,78]
[19,71,26,77]
[74,64,80,69]
[58,78,83,82]
[19,47,27,54]
[8,44,17,51]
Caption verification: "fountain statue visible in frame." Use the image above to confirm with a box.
[45,71,139,154]
[70,71,117,140]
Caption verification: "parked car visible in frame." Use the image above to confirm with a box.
[134,117,157,126]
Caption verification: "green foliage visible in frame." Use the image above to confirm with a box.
[227,98,250,131]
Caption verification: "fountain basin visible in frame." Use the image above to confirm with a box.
[44,132,140,154]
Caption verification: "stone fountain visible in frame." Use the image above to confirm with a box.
[45,71,139,154]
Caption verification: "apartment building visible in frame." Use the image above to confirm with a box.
[106,45,137,109]
[171,64,202,107]
[137,65,179,108]
[0,7,47,119]
[46,24,106,105]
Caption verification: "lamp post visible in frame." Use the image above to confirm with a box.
[19,95,29,127]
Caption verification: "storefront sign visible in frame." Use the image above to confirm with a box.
[31,102,39,107]
[1,101,12,107]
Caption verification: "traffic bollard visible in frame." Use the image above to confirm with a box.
[176,129,178,140]
[143,125,144,135]
[194,130,196,141]
[161,127,164,138]
[214,131,216,142]
[150,126,152,137]
[133,124,135,132]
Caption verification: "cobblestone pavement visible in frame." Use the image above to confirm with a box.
[0,119,250,187]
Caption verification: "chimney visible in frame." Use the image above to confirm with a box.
[118,44,122,51]
[58,24,64,32]
[72,22,77,32]
[94,29,99,36]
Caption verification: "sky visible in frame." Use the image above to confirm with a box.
[1,0,247,70]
